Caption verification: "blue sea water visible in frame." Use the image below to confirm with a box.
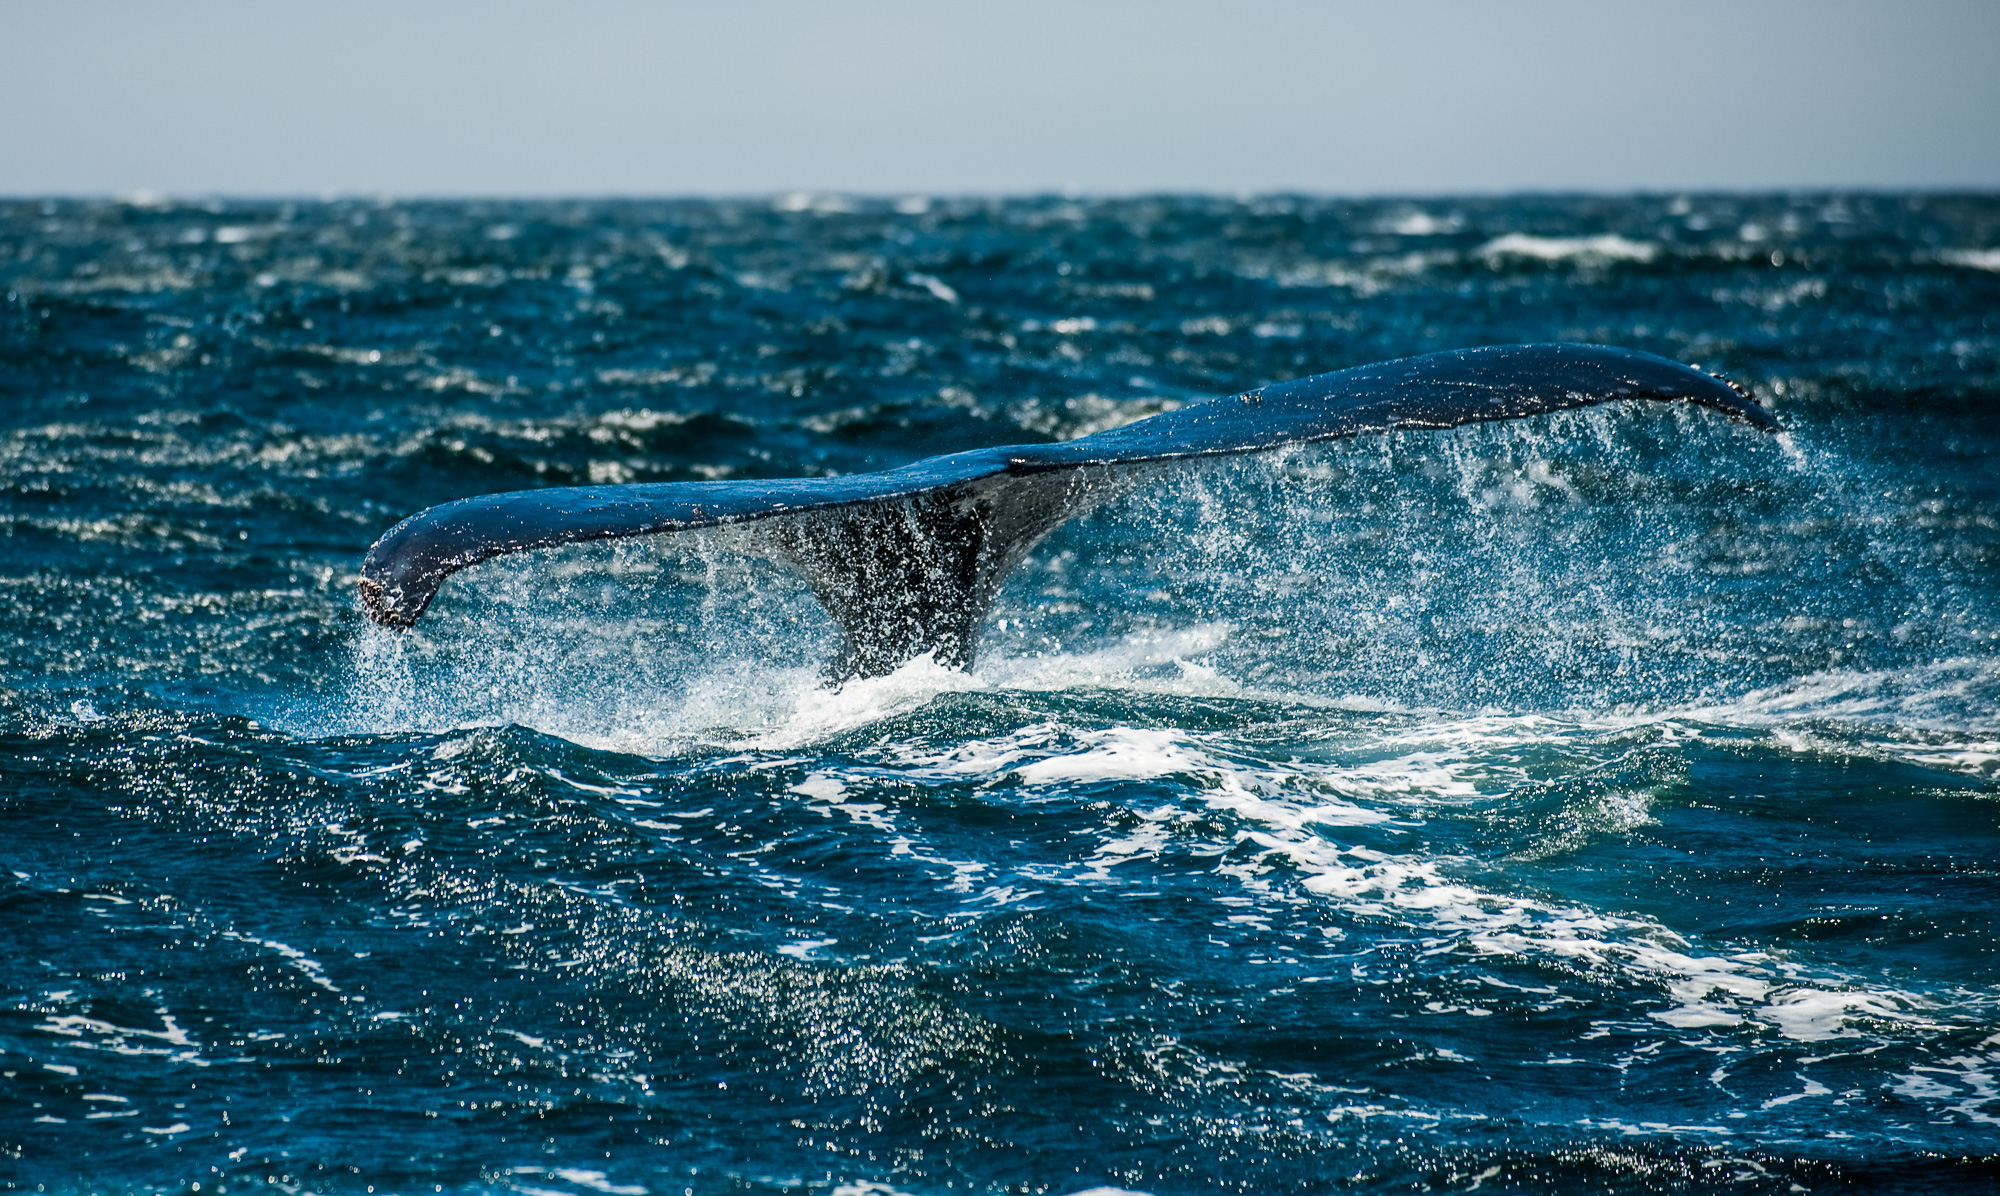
[2,193,1997,1194]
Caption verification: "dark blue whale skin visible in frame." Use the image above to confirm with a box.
[359,343,1777,678]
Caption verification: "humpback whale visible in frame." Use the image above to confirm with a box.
[360,343,1778,680]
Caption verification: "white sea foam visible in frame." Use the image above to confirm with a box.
[1477,233,1658,263]
[1680,657,2000,726]
[980,623,1243,696]
[1009,727,1210,785]
[1378,210,1461,237]
[890,723,1390,825]
[1892,1039,2000,1125]
[849,713,1949,1048]
[658,653,986,752]
[507,1168,648,1196]
[1938,247,2000,272]
[1301,847,1931,1044]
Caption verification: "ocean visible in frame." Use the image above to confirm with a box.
[3,193,1997,1193]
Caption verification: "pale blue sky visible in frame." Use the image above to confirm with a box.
[4,0,1995,196]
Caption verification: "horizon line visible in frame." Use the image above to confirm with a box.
[8,185,2000,207]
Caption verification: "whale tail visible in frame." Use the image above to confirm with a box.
[763,468,1135,678]
[358,343,1778,681]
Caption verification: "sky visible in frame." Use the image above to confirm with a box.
[4,0,1996,197]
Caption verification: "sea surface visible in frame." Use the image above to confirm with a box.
[2,193,1998,1194]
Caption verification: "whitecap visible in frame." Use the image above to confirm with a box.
[1477,233,1658,263]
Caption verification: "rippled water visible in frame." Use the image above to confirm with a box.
[3,194,1998,1194]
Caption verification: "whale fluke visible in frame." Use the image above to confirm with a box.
[359,343,1777,679]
